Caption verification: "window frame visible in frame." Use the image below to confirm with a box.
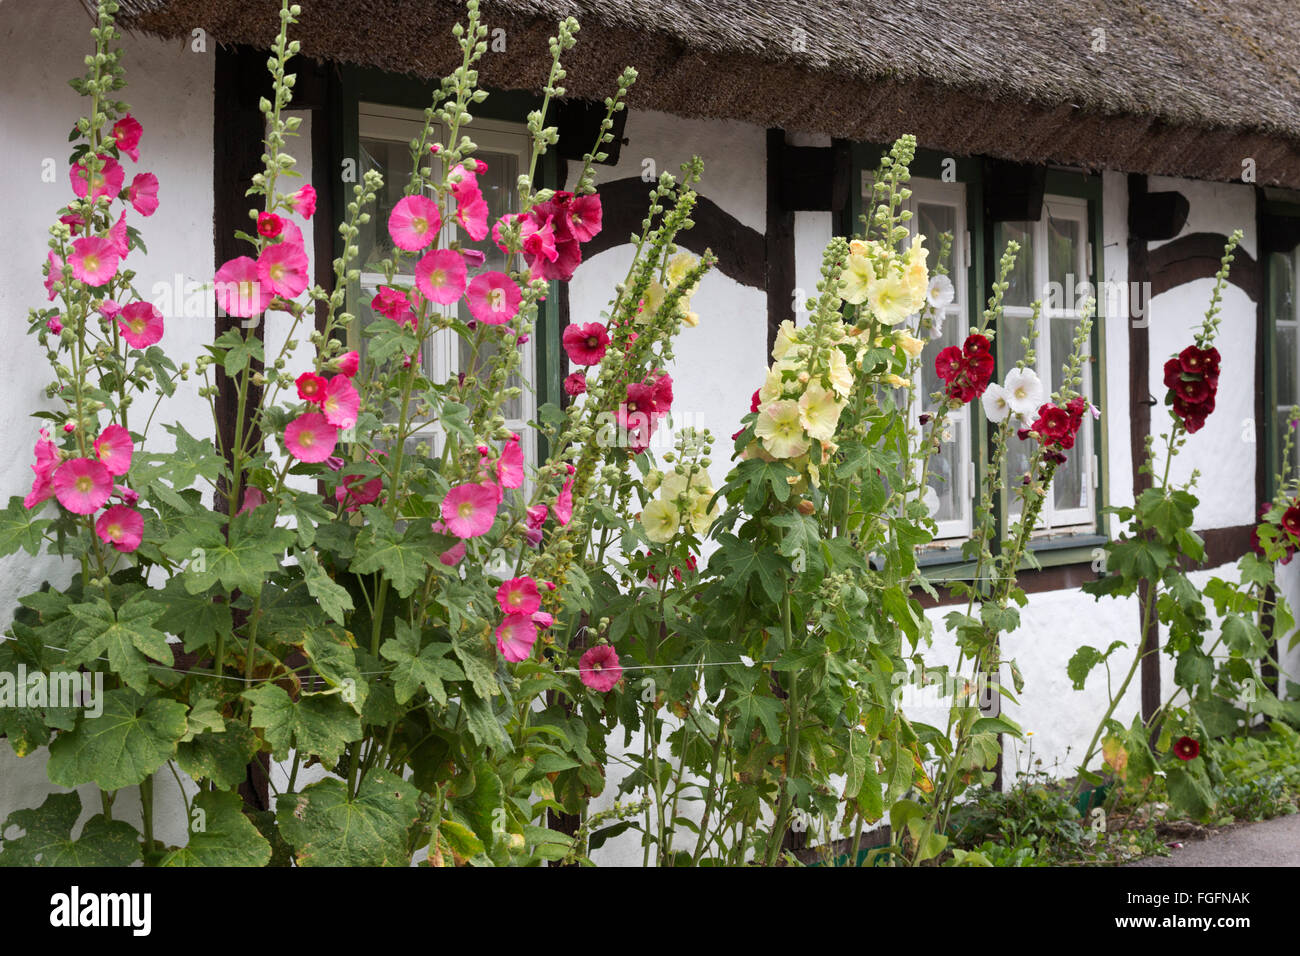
[1261,192,1300,497]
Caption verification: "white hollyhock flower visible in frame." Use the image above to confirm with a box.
[922,485,940,517]
[926,311,945,341]
[927,274,954,310]
[1003,367,1044,417]
[982,383,1012,422]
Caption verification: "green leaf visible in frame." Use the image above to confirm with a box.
[0,791,140,867]
[154,577,234,653]
[438,818,485,858]
[1222,614,1269,657]
[299,549,355,625]
[155,423,225,486]
[0,496,50,558]
[462,693,508,750]
[733,685,782,744]
[350,507,431,598]
[278,767,419,866]
[380,620,464,705]
[244,683,362,767]
[62,593,173,693]
[452,631,499,700]
[217,330,264,375]
[159,790,271,867]
[181,507,294,597]
[1166,764,1215,820]
[47,690,188,791]
[176,718,259,790]
[285,491,333,548]
[300,625,368,714]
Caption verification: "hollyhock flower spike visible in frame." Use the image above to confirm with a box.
[117,302,164,349]
[70,154,124,201]
[388,194,442,251]
[284,413,338,463]
[579,645,622,692]
[128,172,159,216]
[96,505,144,553]
[52,458,113,514]
[93,424,134,476]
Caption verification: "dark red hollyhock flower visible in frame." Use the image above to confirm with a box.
[1179,345,1214,375]
[750,389,761,414]
[1173,736,1200,761]
[1175,376,1212,404]
[651,372,674,413]
[1066,396,1088,427]
[935,346,965,384]
[963,333,991,357]
[1173,394,1209,433]
[1283,505,1300,538]
[1032,403,1072,443]
[1163,358,1183,390]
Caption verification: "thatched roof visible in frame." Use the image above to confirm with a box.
[118,0,1300,187]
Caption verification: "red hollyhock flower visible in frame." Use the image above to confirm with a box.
[1032,404,1072,443]
[1066,396,1088,426]
[750,389,761,414]
[1174,376,1211,404]
[651,372,674,412]
[935,346,964,384]
[562,322,609,365]
[257,212,284,238]
[1283,505,1300,538]
[1179,345,1213,375]
[1173,736,1200,761]
[1163,357,1183,390]
[963,333,991,356]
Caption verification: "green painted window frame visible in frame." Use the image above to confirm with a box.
[843,147,1109,574]
[329,65,566,455]
[1260,193,1300,499]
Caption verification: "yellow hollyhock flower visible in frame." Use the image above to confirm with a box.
[838,253,874,305]
[893,328,927,359]
[798,382,845,441]
[772,319,798,360]
[667,252,699,292]
[828,347,854,398]
[683,310,700,327]
[868,269,922,326]
[687,489,720,535]
[755,399,811,459]
[637,280,666,325]
[883,372,912,388]
[905,239,929,303]
[641,499,680,543]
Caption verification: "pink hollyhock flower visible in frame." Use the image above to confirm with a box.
[257,212,284,238]
[497,576,541,615]
[59,213,86,235]
[278,218,305,247]
[388,195,442,251]
[336,350,360,377]
[296,371,328,404]
[44,252,64,301]
[96,504,144,553]
[495,613,538,663]
[63,423,77,434]
[440,481,499,538]
[532,610,554,629]
[321,374,360,429]
[579,644,622,692]
[529,193,585,280]
[290,184,317,219]
[117,301,165,349]
[237,487,266,515]
[324,456,345,471]
[109,209,129,258]
[335,473,383,512]
[46,315,64,335]
[215,256,269,317]
[527,504,548,529]
[439,539,467,566]
[555,478,574,526]
[415,249,468,305]
[99,299,122,320]
[617,382,658,432]
[23,430,59,509]
[494,212,560,270]
[371,286,416,327]
[562,322,609,365]
[69,237,120,286]
[461,248,486,268]
[563,371,586,396]
[257,241,309,299]
[114,484,140,506]
[70,154,124,201]
[497,435,525,489]
[568,194,603,243]
[456,195,490,241]
[52,458,113,514]
[112,115,143,162]
[284,412,338,463]
[128,172,159,216]
[93,424,134,476]
[651,372,674,412]
[448,162,481,199]
[466,271,521,325]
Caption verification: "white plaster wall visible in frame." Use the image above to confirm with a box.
[1101,171,1134,530]
[0,0,213,841]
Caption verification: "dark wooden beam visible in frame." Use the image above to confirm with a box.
[766,129,796,356]
[1148,232,1260,301]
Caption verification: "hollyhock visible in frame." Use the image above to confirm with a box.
[568,194,603,243]
[563,371,587,396]
[52,458,113,514]
[371,286,416,327]
[46,315,64,336]
[439,539,467,566]
[579,644,622,692]
[651,372,674,412]
[214,256,270,317]
[95,505,144,553]
[466,271,521,325]
[93,424,133,476]
[109,210,129,259]
[1283,505,1300,538]
[525,504,548,545]
[44,252,64,301]
[128,172,159,216]
[1173,736,1200,761]
[296,371,328,404]
[117,302,164,349]
[981,383,1012,423]
[257,212,284,238]
[335,473,383,512]
[69,236,120,286]
[321,374,360,430]
[1031,404,1072,444]
[99,299,122,321]
[415,249,467,305]
[388,194,442,251]
[497,576,541,616]
[555,478,575,526]
[935,346,965,384]
[23,430,59,509]
[798,383,844,441]
[461,249,486,269]
[495,613,538,663]
[927,274,955,310]
[448,162,481,199]
[284,412,338,463]
[617,383,659,444]
[59,213,85,235]
[756,399,811,459]
[115,484,140,507]
[440,481,499,538]
[238,487,266,515]
[456,194,490,241]
[289,184,317,219]
[112,115,143,162]
[529,193,586,280]
[1004,367,1044,417]
[257,241,309,299]
[70,154,124,201]
[336,350,360,378]
[562,322,609,365]
[497,435,524,489]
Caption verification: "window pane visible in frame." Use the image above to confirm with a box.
[1276,324,1296,410]
[995,222,1035,308]
[357,138,418,275]
[1047,216,1080,298]
[917,202,957,278]
[927,413,966,524]
[1050,316,1090,517]
[1269,251,1295,325]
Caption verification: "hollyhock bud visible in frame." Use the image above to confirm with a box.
[258,212,284,237]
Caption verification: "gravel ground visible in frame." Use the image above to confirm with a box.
[1126,813,1300,867]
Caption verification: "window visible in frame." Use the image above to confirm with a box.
[352,103,537,465]
[996,195,1097,532]
[1268,244,1299,481]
